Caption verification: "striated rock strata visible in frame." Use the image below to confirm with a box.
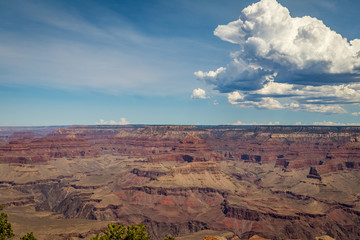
[0,125,359,239]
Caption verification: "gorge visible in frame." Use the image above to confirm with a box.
[0,125,359,239]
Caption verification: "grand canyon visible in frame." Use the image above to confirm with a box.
[0,125,359,240]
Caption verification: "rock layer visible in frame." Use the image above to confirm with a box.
[0,125,359,239]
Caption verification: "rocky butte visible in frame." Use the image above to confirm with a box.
[0,125,359,239]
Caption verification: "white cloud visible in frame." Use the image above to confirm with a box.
[297,104,346,114]
[313,121,360,126]
[195,0,360,114]
[268,121,280,125]
[351,112,360,116]
[194,67,225,79]
[233,120,360,126]
[227,88,347,114]
[233,121,245,125]
[213,0,360,77]
[191,88,209,99]
[227,91,244,104]
[96,119,106,125]
[233,121,256,125]
[255,80,294,95]
[119,118,129,125]
[233,120,280,125]
[252,82,358,112]
[228,91,284,109]
[96,118,129,125]
[256,97,284,110]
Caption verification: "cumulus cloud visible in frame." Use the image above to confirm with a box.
[191,88,209,99]
[96,118,129,125]
[195,0,360,114]
[228,91,245,104]
[213,0,360,81]
[352,112,360,116]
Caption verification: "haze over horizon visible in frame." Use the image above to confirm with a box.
[1,0,360,126]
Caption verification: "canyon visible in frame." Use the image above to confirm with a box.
[0,125,359,239]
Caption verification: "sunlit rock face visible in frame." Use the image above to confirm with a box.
[0,125,359,239]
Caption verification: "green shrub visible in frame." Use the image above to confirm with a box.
[0,206,15,240]
[1,206,174,240]
[20,232,37,240]
[164,237,175,240]
[91,223,150,240]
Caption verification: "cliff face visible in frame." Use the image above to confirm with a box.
[2,125,360,172]
[0,125,359,240]
[0,129,99,163]
[207,127,360,174]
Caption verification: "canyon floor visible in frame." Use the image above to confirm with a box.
[0,125,359,239]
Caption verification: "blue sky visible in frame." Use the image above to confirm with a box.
[0,0,360,126]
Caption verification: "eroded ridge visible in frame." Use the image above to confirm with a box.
[0,125,359,239]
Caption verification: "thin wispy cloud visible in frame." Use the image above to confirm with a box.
[0,1,213,96]
[195,0,360,114]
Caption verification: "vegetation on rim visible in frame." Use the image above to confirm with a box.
[1,205,174,240]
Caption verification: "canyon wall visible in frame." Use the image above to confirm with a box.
[0,125,359,239]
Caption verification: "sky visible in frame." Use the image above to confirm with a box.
[1,0,360,126]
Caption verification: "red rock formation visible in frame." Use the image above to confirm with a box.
[2,125,359,173]
[149,134,222,163]
[1,125,360,239]
[0,128,99,163]
[207,127,360,174]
